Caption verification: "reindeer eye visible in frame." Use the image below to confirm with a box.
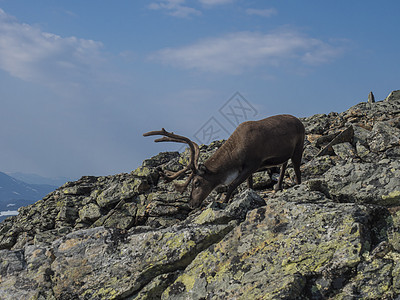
[194,180,200,188]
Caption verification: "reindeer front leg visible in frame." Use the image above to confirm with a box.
[274,161,288,191]
[223,168,255,203]
[247,175,253,189]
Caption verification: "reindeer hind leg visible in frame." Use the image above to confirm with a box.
[274,161,288,191]
[291,141,304,185]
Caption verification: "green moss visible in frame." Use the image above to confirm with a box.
[178,273,196,292]
[382,190,400,205]
[165,232,196,249]
[62,188,71,194]
[178,156,189,165]
[392,254,400,293]
[121,181,135,194]
[91,189,102,197]
[132,166,151,177]
[193,208,217,225]
[81,276,127,299]
[82,287,118,299]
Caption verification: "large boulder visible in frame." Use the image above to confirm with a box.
[0,189,266,299]
[161,197,383,299]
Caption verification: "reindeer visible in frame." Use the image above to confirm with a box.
[144,114,305,208]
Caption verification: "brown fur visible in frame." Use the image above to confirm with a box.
[190,114,305,207]
[144,114,305,208]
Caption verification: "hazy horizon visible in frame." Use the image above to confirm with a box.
[1,1,399,179]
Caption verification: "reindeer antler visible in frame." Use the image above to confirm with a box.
[143,128,200,193]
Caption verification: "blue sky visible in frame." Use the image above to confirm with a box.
[0,0,399,179]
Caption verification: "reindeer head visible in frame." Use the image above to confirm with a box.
[143,128,215,208]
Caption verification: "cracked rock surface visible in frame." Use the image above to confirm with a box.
[0,90,400,299]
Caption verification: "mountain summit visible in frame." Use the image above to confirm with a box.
[0,90,399,299]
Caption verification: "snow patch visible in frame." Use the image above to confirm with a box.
[0,210,18,217]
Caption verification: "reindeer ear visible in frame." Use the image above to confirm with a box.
[197,163,208,176]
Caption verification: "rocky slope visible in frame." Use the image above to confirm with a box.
[0,90,399,299]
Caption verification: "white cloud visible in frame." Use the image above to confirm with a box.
[246,8,277,17]
[148,0,201,18]
[150,30,346,74]
[148,0,233,17]
[0,9,105,89]
[199,0,234,5]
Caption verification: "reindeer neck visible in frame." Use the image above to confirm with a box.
[204,139,240,176]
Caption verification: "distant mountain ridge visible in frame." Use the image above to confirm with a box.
[0,172,57,221]
[6,172,71,187]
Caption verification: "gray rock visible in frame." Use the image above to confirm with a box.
[252,170,273,189]
[368,121,400,152]
[0,223,234,299]
[368,91,375,103]
[343,91,400,129]
[323,158,400,205]
[355,141,371,158]
[316,126,354,157]
[385,90,400,102]
[301,113,331,134]
[353,124,371,147]
[56,205,78,224]
[33,227,72,247]
[95,177,147,208]
[301,155,337,180]
[187,189,266,226]
[78,203,102,222]
[302,144,320,163]
[332,142,356,160]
